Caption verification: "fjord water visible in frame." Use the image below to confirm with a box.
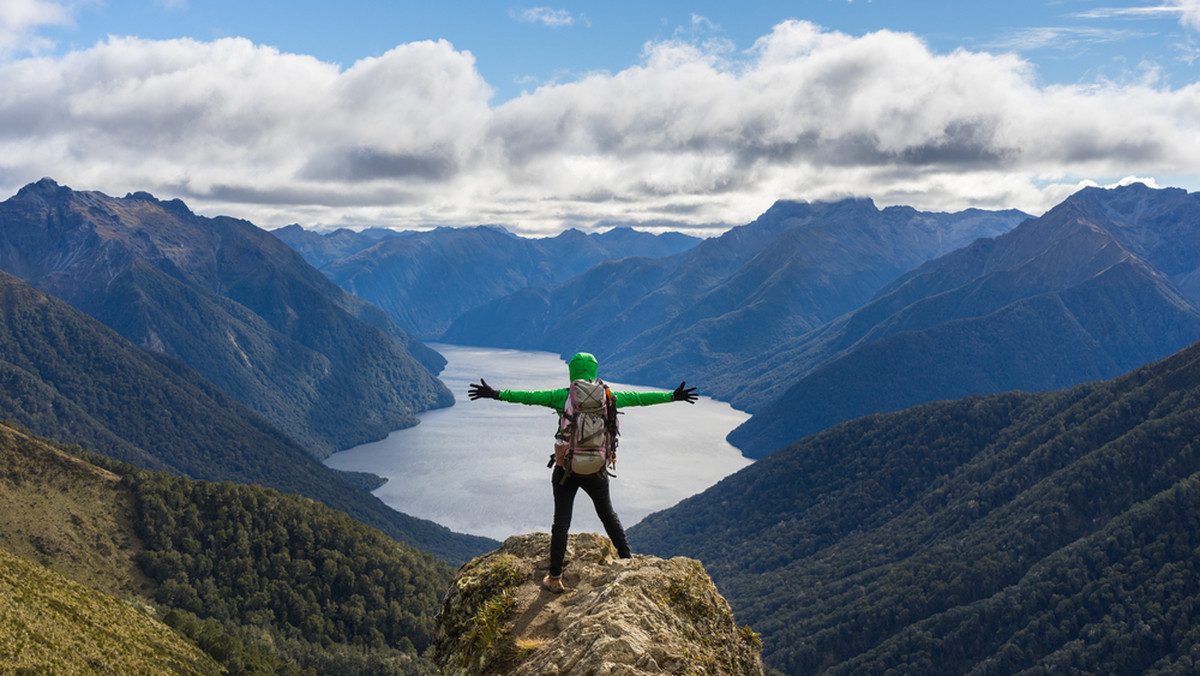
[324,344,752,540]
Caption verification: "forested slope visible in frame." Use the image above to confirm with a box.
[0,422,452,674]
[130,471,450,674]
[632,338,1200,674]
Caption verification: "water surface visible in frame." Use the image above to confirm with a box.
[325,344,752,540]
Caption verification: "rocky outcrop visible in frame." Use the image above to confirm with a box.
[432,532,763,675]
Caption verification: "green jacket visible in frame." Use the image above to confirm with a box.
[498,387,674,412]
[497,351,674,412]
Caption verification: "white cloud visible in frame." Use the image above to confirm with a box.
[1174,0,1200,29]
[512,7,578,28]
[1078,1,1200,30]
[1077,5,1180,20]
[0,20,1199,235]
[0,0,75,56]
[995,25,1151,52]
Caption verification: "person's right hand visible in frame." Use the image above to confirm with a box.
[468,378,500,400]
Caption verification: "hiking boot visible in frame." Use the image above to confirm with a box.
[542,574,565,594]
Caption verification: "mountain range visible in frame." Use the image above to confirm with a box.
[0,265,490,563]
[274,223,701,339]
[426,184,1200,463]
[9,175,1200,674]
[630,336,1200,673]
[440,198,1025,404]
[727,183,1200,456]
[0,179,452,457]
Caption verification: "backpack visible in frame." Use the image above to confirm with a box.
[554,378,619,480]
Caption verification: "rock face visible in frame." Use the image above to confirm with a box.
[432,533,763,675]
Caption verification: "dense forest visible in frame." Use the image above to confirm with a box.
[631,338,1200,673]
[0,425,453,675]
[129,471,451,663]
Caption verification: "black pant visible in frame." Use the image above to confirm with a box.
[549,465,631,576]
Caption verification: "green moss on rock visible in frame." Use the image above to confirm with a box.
[432,532,762,675]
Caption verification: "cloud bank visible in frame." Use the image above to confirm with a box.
[1,19,1199,234]
[0,0,74,57]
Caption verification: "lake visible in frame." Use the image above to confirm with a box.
[324,344,753,540]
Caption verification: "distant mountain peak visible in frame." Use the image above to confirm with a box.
[762,195,880,221]
[479,223,516,236]
[122,189,196,217]
[1067,181,1190,214]
[15,177,70,202]
[1076,180,1166,197]
[28,176,62,190]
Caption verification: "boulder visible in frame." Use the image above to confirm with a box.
[432,532,763,675]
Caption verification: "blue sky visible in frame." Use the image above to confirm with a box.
[3,1,1200,233]
[42,1,1200,100]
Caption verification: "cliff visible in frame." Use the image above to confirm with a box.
[432,532,763,675]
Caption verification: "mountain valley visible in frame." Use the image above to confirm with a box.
[6,178,1200,673]
[0,257,490,565]
[275,222,700,339]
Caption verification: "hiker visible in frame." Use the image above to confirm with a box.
[468,351,697,593]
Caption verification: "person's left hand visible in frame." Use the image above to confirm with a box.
[672,381,698,404]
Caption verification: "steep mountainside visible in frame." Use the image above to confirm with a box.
[0,423,151,599]
[442,199,1025,395]
[729,183,1200,457]
[631,338,1200,674]
[1065,183,1200,304]
[0,179,452,456]
[0,422,455,674]
[0,547,221,675]
[0,270,492,563]
[276,224,700,339]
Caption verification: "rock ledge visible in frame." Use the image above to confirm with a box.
[432,532,763,675]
